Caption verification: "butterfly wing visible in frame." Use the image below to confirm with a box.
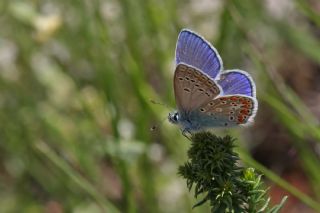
[174,30,258,130]
[175,29,222,79]
[191,95,258,128]
[218,70,256,97]
[174,63,221,112]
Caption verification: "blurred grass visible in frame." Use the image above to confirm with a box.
[0,0,320,212]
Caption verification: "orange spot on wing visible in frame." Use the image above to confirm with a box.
[240,109,249,115]
[243,104,253,109]
[237,115,244,123]
[241,100,250,105]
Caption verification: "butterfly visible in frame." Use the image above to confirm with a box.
[168,29,258,136]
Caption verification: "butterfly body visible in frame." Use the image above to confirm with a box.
[169,29,258,134]
[169,110,234,132]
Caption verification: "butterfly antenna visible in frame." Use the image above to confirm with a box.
[149,99,174,132]
[149,99,173,111]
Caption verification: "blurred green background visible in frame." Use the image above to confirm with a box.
[1,0,320,212]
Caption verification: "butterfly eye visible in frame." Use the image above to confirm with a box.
[173,113,179,121]
[168,112,179,124]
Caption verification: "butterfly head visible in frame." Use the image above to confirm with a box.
[168,111,180,125]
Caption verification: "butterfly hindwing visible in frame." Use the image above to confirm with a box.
[175,29,222,79]
[174,63,221,112]
[218,70,256,97]
[194,95,257,127]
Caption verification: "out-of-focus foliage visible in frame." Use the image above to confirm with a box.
[0,0,320,212]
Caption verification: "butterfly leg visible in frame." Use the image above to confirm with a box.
[181,128,192,141]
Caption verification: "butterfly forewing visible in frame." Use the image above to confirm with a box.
[196,95,257,127]
[176,30,222,79]
[174,63,221,112]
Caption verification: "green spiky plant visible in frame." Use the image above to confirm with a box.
[179,132,287,212]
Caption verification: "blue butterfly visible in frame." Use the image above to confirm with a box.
[168,29,258,136]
